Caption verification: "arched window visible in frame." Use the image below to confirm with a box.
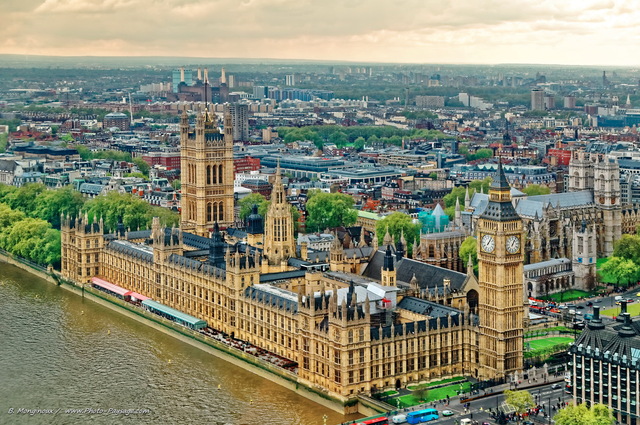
[206,166,211,185]
[218,203,224,222]
[206,202,213,222]
[218,164,223,184]
[212,165,217,184]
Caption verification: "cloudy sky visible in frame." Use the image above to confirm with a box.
[1,0,638,65]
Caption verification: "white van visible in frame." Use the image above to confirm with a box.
[615,296,624,302]
[460,419,473,425]
[392,414,407,424]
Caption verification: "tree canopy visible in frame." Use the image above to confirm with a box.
[376,212,421,255]
[305,192,358,233]
[459,236,477,274]
[600,256,640,287]
[521,184,551,196]
[238,193,269,221]
[83,191,179,232]
[554,404,614,425]
[503,390,535,415]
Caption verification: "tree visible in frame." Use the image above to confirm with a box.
[305,192,358,233]
[0,203,25,231]
[613,234,640,263]
[133,157,150,177]
[521,184,551,196]
[238,193,268,221]
[376,212,421,256]
[83,192,177,232]
[353,136,366,150]
[503,390,535,420]
[555,403,614,425]
[171,179,181,190]
[0,216,61,267]
[4,183,46,216]
[600,256,640,288]
[32,185,86,229]
[428,172,438,180]
[459,236,477,274]
[469,177,493,194]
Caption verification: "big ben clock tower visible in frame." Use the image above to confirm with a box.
[477,160,524,380]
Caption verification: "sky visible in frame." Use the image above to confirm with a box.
[1,0,639,65]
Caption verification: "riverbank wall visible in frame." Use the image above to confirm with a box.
[0,252,372,417]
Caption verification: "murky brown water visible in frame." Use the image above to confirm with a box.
[0,263,357,424]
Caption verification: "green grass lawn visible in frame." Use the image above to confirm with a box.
[601,302,640,317]
[380,390,399,397]
[407,376,465,390]
[395,382,472,408]
[526,336,574,351]
[540,289,593,303]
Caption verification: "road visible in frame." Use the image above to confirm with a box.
[391,383,569,425]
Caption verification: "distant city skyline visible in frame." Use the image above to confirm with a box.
[1,0,638,66]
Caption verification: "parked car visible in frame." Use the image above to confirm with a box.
[392,414,407,424]
[442,410,454,417]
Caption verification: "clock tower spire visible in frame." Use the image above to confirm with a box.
[477,160,524,380]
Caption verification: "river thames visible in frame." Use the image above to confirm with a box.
[0,263,358,424]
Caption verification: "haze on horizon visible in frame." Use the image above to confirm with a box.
[1,0,637,67]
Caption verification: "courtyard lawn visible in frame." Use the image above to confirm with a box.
[601,302,640,318]
[539,289,593,303]
[526,336,574,351]
[395,382,471,408]
[407,376,465,391]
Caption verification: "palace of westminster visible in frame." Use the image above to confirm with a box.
[60,108,638,404]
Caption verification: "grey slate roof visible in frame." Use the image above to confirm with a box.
[244,284,298,313]
[362,249,467,289]
[516,191,594,218]
[397,296,462,318]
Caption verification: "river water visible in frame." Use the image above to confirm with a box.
[0,263,357,425]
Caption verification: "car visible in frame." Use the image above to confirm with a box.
[392,414,407,424]
[558,305,568,310]
[442,410,454,417]
[586,302,593,306]
[575,310,583,315]
[593,299,601,303]
[566,303,576,308]
[523,421,534,425]
[626,299,635,303]
[551,383,562,389]
[615,296,624,302]
[636,292,640,297]
[576,305,585,309]
[569,309,576,315]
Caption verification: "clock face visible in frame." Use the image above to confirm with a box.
[506,235,521,254]
[481,234,495,253]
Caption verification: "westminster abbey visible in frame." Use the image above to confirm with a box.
[61,110,525,405]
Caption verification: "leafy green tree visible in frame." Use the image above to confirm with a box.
[555,403,614,425]
[0,133,7,153]
[613,234,640,263]
[0,217,61,267]
[521,184,551,196]
[133,157,150,177]
[469,177,493,194]
[32,186,86,229]
[503,390,535,421]
[428,172,438,180]
[0,203,26,231]
[124,172,146,179]
[353,137,366,150]
[171,179,181,190]
[83,192,177,232]
[329,131,349,147]
[376,212,421,256]
[305,192,358,232]
[4,183,46,216]
[600,256,640,288]
[238,193,268,221]
[459,236,477,274]
[0,184,17,204]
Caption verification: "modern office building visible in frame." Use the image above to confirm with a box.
[570,305,640,425]
[531,89,545,111]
